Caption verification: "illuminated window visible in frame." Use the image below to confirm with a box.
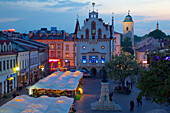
[101,56,105,63]
[82,56,86,63]
[51,44,54,49]
[66,53,69,58]
[89,56,98,63]
[101,46,105,49]
[58,45,60,49]
[66,45,69,50]
[82,45,86,50]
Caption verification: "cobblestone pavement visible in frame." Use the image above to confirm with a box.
[75,78,170,113]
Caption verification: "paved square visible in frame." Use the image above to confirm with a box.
[75,78,170,113]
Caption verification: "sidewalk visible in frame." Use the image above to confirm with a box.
[0,86,28,107]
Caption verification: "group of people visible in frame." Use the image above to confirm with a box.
[130,95,142,111]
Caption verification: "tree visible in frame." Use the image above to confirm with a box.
[137,47,170,105]
[148,29,166,40]
[121,37,134,54]
[105,53,141,87]
[134,35,142,43]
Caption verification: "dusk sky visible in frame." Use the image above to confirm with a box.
[0,0,170,36]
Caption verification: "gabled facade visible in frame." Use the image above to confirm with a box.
[0,38,17,99]
[74,4,114,76]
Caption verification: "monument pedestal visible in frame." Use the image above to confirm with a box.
[91,82,121,111]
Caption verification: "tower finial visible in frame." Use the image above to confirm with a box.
[77,14,79,21]
[112,12,114,25]
[92,2,95,11]
[128,10,130,15]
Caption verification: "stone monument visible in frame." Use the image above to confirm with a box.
[91,66,121,111]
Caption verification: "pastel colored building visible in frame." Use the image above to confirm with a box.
[0,38,17,99]
[73,3,114,76]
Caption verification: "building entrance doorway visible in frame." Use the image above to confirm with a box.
[91,68,97,77]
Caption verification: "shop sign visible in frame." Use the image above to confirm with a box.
[6,73,16,79]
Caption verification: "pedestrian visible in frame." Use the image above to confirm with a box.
[126,81,129,87]
[136,97,140,106]
[130,100,134,111]
[109,91,113,101]
[136,95,142,106]
[12,92,16,98]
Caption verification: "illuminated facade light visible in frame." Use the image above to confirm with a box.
[143,61,147,64]
[16,67,20,71]
[49,59,60,62]
[78,88,83,95]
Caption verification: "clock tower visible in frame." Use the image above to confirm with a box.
[123,10,134,49]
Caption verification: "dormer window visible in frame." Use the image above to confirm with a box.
[9,45,12,51]
[4,45,6,52]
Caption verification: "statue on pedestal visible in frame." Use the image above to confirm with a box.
[102,66,108,83]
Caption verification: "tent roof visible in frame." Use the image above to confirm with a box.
[0,95,73,113]
[28,71,83,91]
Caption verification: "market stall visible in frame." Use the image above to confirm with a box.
[27,71,83,98]
[0,95,74,113]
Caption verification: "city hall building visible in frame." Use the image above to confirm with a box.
[74,3,114,76]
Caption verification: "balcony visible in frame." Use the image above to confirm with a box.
[79,63,105,67]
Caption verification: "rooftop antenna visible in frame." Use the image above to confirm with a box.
[92,2,95,11]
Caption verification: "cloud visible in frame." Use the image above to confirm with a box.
[45,0,90,8]
[0,0,90,13]
[0,18,20,22]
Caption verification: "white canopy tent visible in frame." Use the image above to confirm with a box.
[28,71,83,95]
[0,95,74,113]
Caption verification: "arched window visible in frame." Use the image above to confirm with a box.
[104,34,106,39]
[85,29,89,39]
[91,21,96,35]
[4,45,6,51]
[98,28,102,39]
[126,27,129,31]
[81,35,84,39]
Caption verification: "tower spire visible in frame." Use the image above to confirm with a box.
[77,14,79,21]
[112,12,114,26]
[92,2,95,11]
[156,22,159,30]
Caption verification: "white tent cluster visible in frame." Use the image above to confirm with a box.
[28,71,83,95]
[0,95,74,113]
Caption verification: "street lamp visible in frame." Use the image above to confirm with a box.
[16,67,20,71]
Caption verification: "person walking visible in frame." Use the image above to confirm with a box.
[109,91,113,101]
[130,100,135,111]
[136,95,142,106]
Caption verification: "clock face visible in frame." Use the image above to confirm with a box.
[92,29,95,33]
